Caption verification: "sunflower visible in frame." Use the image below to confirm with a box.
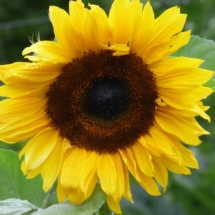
[0,0,214,214]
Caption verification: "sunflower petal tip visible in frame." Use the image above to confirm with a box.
[43,185,51,193]
[162,187,167,193]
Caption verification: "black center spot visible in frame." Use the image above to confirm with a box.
[80,77,133,126]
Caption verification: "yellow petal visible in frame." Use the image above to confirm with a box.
[79,151,98,194]
[143,31,191,64]
[161,155,191,174]
[119,147,138,180]
[22,41,70,63]
[132,142,154,177]
[149,57,203,78]
[121,161,133,203]
[82,10,100,52]
[27,166,42,179]
[164,30,191,56]
[152,156,168,192]
[120,146,160,195]
[110,153,124,201]
[0,62,27,82]
[139,135,161,157]
[130,1,154,54]
[68,187,86,205]
[1,63,61,82]
[101,43,129,56]
[172,139,199,169]
[21,160,28,175]
[70,2,104,53]
[109,0,142,44]
[136,168,161,196]
[106,196,122,214]
[89,4,112,45]
[49,6,80,59]
[0,113,49,143]
[148,124,178,156]
[69,0,86,33]
[82,178,97,201]
[24,127,59,169]
[41,137,64,192]
[0,82,49,98]
[158,86,213,111]
[193,102,211,122]
[0,97,47,122]
[158,104,211,123]
[60,147,87,190]
[57,180,68,202]
[97,153,116,196]
[155,110,205,145]
[148,7,187,47]
[157,67,214,87]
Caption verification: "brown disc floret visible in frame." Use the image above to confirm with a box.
[46,50,158,153]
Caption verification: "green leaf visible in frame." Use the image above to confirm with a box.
[173,35,215,72]
[33,184,107,215]
[0,199,40,215]
[0,149,50,208]
[96,202,114,215]
[204,79,215,90]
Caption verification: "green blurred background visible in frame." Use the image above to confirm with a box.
[0,0,215,214]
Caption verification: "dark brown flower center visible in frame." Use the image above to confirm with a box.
[46,50,158,153]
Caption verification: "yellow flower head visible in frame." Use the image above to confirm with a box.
[0,0,214,214]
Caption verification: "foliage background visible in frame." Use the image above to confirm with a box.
[0,0,215,214]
